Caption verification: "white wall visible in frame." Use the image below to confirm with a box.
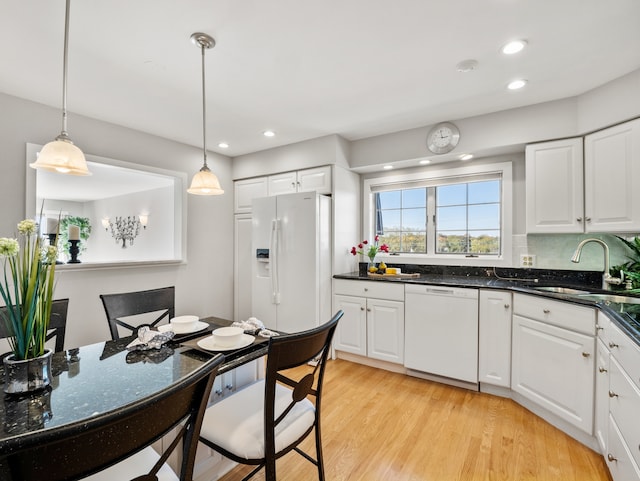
[0,92,234,349]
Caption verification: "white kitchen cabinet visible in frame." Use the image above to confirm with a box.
[606,415,640,481]
[511,294,595,434]
[333,279,404,364]
[585,118,640,232]
[268,166,332,196]
[525,138,584,233]
[595,337,610,453]
[234,177,268,213]
[478,289,512,388]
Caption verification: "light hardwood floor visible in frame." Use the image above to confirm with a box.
[218,359,612,481]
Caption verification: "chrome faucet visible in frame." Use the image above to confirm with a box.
[571,238,623,290]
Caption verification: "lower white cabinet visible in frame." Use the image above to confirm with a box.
[607,415,640,481]
[595,337,610,453]
[333,279,405,364]
[478,289,512,387]
[511,302,595,434]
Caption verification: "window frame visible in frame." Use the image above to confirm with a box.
[362,161,513,266]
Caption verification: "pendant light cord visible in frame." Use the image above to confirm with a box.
[60,0,71,138]
[200,42,208,169]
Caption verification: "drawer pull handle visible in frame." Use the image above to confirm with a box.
[581,352,590,358]
[609,342,619,349]
[504,304,510,309]
[364,288,368,292]
[609,390,618,398]
[607,454,617,462]
[599,367,608,373]
[543,309,550,314]
[596,325,603,331]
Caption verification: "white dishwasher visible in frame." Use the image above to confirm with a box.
[404,284,479,385]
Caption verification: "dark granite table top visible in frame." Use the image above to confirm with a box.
[334,269,640,346]
[0,316,269,451]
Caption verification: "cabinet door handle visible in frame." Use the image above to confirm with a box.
[596,325,603,331]
[504,304,510,309]
[366,308,371,312]
[577,217,583,222]
[607,454,617,462]
[609,390,618,398]
[609,342,619,349]
[364,288,368,292]
[291,182,296,188]
[215,388,223,395]
[599,367,608,373]
[360,307,365,311]
[581,352,591,358]
[226,383,234,391]
[543,309,550,314]
[586,217,592,222]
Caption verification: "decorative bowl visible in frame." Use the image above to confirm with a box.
[212,326,244,347]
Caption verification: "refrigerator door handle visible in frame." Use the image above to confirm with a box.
[270,219,281,304]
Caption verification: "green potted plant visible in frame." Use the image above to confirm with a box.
[612,235,640,293]
[0,219,58,394]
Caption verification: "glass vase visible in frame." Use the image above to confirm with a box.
[3,349,53,394]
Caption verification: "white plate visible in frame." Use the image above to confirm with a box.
[197,333,255,351]
[158,321,209,335]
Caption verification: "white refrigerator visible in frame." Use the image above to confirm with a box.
[251,192,332,333]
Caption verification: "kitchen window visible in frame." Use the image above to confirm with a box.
[364,161,512,265]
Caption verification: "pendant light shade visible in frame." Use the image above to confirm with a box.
[30,0,90,176]
[187,32,224,196]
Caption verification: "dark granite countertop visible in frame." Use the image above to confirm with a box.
[334,265,640,346]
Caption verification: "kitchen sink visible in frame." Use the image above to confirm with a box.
[534,286,593,295]
[575,293,640,305]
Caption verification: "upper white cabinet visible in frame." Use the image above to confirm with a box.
[584,118,640,233]
[526,138,584,233]
[268,166,332,196]
[234,177,268,213]
[526,118,640,233]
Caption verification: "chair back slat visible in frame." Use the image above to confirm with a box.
[100,287,175,340]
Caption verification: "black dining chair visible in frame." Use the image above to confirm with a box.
[0,352,224,481]
[0,298,69,353]
[198,310,343,481]
[100,286,175,340]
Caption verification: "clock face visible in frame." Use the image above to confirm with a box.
[427,122,460,154]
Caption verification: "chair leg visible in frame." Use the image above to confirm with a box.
[315,425,325,481]
[264,457,277,481]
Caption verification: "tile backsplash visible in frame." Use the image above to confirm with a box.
[521,233,637,271]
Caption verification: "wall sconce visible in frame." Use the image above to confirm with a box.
[101,217,110,231]
[109,216,141,248]
[138,214,149,229]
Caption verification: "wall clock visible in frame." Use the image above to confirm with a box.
[426,122,460,154]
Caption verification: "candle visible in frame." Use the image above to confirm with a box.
[68,225,80,241]
[46,218,59,234]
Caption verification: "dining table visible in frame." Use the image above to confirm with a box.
[0,316,270,479]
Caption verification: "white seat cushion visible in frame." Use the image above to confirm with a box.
[200,380,316,460]
[81,446,179,481]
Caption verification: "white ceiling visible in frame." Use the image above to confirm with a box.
[2,0,640,158]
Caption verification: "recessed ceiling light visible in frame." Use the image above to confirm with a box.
[419,159,431,165]
[218,142,229,149]
[502,40,527,55]
[383,165,394,170]
[460,154,474,161]
[507,79,527,90]
[263,130,275,137]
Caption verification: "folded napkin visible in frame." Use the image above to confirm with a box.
[232,317,279,337]
[126,326,175,351]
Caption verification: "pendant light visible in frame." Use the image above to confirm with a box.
[30,0,90,176]
[187,32,224,196]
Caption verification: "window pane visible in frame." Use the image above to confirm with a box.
[402,188,426,208]
[379,232,401,252]
[402,232,426,253]
[437,232,468,253]
[469,231,500,254]
[468,204,500,230]
[402,208,426,231]
[378,191,401,209]
[437,184,466,206]
[436,206,466,230]
[468,180,500,204]
[380,210,401,231]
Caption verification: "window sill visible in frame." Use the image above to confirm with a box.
[377,253,512,267]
